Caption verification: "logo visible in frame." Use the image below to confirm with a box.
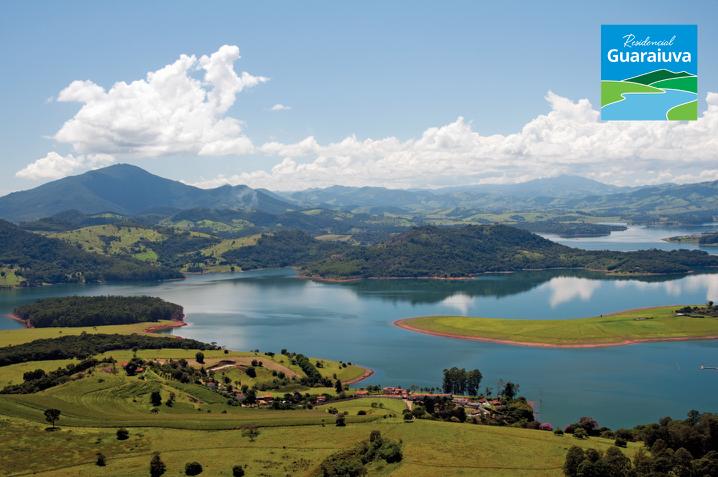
[601,25,697,121]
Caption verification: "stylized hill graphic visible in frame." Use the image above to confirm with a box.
[624,69,692,85]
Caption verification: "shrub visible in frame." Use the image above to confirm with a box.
[573,427,588,439]
[357,410,367,415]
[232,465,245,477]
[96,453,106,466]
[615,437,627,448]
[185,461,203,475]
[554,428,564,436]
[116,428,129,440]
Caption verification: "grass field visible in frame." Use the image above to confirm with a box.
[397,306,718,347]
[0,321,175,347]
[0,411,636,476]
[0,266,23,287]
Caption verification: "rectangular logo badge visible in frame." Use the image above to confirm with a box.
[601,25,697,121]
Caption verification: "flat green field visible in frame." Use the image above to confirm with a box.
[0,413,635,476]
[601,80,663,107]
[0,321,174,347]
[397,306,718,347]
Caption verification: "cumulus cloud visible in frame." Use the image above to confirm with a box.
[53,44,267,158]
[193,91,718,190]
[16,152,114,181]
[270,103,291,111]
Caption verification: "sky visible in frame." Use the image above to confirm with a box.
[1,0,717,195]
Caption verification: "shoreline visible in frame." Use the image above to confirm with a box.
[344,366,375,385]
[393,310,718,349]
[4,313,187,335]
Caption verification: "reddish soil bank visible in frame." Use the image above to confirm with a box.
[344,367,375,385]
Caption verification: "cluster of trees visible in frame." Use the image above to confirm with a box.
[287,351,332,387]
[303,225,718,279]
[676,301,718,317]
[149,358,206,384]
[318,430,402,477]
[13,295,184,327]
[2,358,114,394]
[0,219,180,286]
[563,411,718,476]
[442,367,483,395]
[0,333,217,366]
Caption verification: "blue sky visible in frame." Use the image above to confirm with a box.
[1,0,717,194]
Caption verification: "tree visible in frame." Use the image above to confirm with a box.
[184,461,203,475]
[241,425,260,442]
[44,408,61,429]
[334,379,343,394]
[336,414,346,427]
[466,369,483,396]
[500,381,519,400]
[402,409,414,422]
[116,428,130,440]
[614,437,627,448]
[195,352,204,364]
[150,453,166,477]
[378,441,403,463]
[96,453,106,467]
[573,427,588,439]
[245,367,257,378]
[150,390,162,407]
[563,446,585,477]
[232,465,245,477]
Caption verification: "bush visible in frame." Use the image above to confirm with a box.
[554,428,564,436]
[232,465,245,477]
[185,461,203,475]
[357,410,367,415]
[614,437,627,448]
[96,453,106,466]
[116,428,129,440]
[573,428,588,439]
[336,414,346,427]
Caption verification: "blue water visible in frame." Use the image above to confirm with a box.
[601,89,697,120]
[1,225,718,428]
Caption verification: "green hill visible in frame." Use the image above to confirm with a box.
[0,219,180,286]
[624,69,692,85]
[650,75,697,93]
[302,225,718,278]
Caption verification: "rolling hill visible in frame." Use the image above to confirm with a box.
[0,164,294,222]
[0,219,180,286]
[302,225,718,278]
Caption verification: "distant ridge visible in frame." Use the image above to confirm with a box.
[0,164,294,222]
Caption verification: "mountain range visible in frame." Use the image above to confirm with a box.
[0,164,717,225]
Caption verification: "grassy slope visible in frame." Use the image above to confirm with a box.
[667,100,698,120]
[601,81,663,107]
[49,224,163,262]
[398,306,718,346]
[0,266,22,287]
[650,76,697,93]
[0,414,636,477]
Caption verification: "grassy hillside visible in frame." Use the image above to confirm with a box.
[49,224,164,262]
[0,415,633,476]
[396,305,718,347]
[0,219,180,287]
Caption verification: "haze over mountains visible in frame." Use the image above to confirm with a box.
[1,164,717,224]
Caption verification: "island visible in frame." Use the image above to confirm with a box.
[664,232,718,246]
[12,296,184,328]
[394,304,718,348]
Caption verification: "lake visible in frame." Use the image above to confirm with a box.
[2,225,718,429]
[601,89,697,120]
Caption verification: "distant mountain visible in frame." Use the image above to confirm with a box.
[437,175,628,197]
[285,175,628,212]
[0,164,294,222]
[0,219,180,286]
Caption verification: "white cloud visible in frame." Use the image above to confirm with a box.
[270,103,291,111]
[16,152,114,181]
[192,91,718,190]
[52,44,267,158]
[545,276,601,307]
